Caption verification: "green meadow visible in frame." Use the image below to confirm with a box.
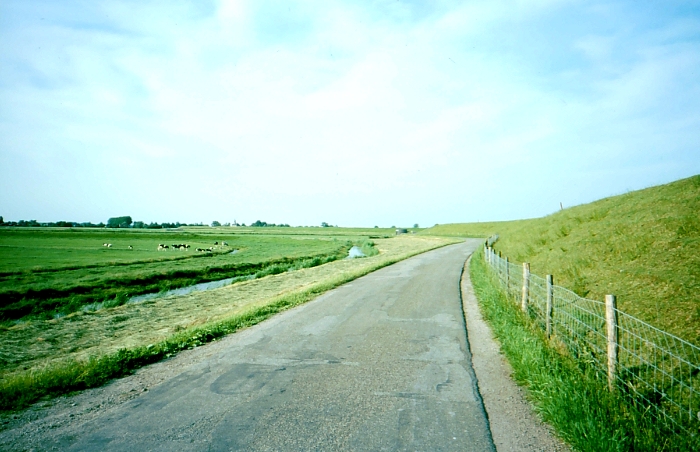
[423,174,700,345]
[0,227,395,323]
[0,228,458,410]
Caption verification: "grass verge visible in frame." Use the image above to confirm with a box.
[469,248,697,451]
[0,238,455,411]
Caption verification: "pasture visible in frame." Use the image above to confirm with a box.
[0,227,383,322]
[0,226,400,273]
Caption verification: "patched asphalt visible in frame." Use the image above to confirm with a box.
[51,239,494,451]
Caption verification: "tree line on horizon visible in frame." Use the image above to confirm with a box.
[0,216,298,229]
[0,215,202,229]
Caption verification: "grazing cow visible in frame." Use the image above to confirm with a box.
[128,245,133,250]
[107,243,112,248]
[214,241,219,245]
[103,243,108,247]
[158,244,169,251]
[222,241,228,246]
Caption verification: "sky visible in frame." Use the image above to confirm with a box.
[1,0,699,227]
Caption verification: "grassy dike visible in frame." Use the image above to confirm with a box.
[0,236,456,411]
[470,248,697,452]
[427,175,700,346]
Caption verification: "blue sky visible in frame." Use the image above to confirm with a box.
[1,0,699,227]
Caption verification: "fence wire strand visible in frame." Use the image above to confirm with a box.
[482,244,700,436]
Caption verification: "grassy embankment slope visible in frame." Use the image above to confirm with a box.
[423,174,700,345]
[0,230,457,410]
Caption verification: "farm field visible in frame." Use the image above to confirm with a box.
[0,228,397,322]
[0,226,401,273]
[0,234,457,409]
[422,174,700,345]
[193,225,410,238]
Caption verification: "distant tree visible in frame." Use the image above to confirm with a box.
[211,221,221,227]
[374,225,378,228]
[133,221,145,229]
[107,216,132,228]
[0,216,3,224]
[321,222,329,228]
[413,223,419,228]
[391,225,396,228]
[18,219,40,227]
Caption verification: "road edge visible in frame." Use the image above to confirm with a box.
[460,255,572,452]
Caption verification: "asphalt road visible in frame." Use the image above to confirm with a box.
[53,239,494,451]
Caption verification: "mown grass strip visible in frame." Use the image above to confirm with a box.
[0,243,450,412]
[469,249,697,452]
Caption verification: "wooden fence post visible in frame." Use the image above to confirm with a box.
[606,294,619,391]
[546,275,553,337]
[505,257,510,294]
[498,252,502,281]
[521,263,530,313]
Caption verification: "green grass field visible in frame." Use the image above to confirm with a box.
[0,226,400,273]
[0,234,455,410]
[423,175,700,345]
[0,228,392,322]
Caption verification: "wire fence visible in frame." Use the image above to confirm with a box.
[483,243,700,437]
